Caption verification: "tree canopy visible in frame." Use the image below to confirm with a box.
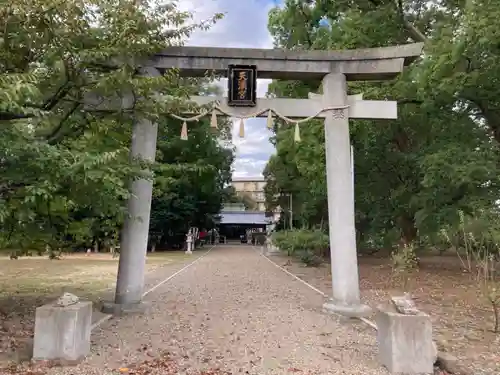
[149,117,234,249]
[264,0,500,251]
[0,0,231,254]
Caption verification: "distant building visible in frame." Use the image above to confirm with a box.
[230,177,280,223]
[218,186,269,241]
[231,177,266,212]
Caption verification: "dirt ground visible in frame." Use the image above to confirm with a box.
[1,247,497,375]
[268,252,500,375]
[0,251,199,366]
[19,246,390,375]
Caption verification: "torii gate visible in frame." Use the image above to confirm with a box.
[96,43,423,316]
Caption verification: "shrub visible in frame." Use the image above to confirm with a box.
[391,243,419,293]
[272,230,296,255]
[299,250,323,267]
[272,229,328,266]
[440,210,500,332]
[440,210,500,273]
[253,233,266,246]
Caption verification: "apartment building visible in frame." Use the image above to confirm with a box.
[228,177,282,223]
[231,177,266,212]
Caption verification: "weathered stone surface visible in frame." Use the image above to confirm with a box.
[54,292,79,307]
[323,300,372,318]
[188,95,398,120]
[376,304,434,374]
[33,300,92,362]
[100,300,151,316]
[436,352,461,374]
[432,341,438,364]
[391,294,419,315]
[151,43,424,80]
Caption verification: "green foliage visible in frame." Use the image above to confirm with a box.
[476,254,500,333]
[238,193,259,211]
[252,233,266,246]
[0,0,228,254]
[391,243,419,292]
[224,186,259,210]
[148,117,233,247]
[440,210,500,273]
[264,0,500,254]
[298,251,323,267]
[272,229,328,266]
[440,210,500,332]
[271,231,293,255]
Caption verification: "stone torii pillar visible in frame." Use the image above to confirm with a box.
[321,73,368,316]
[100,67,161,314]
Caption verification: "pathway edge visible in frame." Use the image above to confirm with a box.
[91,245,216,331]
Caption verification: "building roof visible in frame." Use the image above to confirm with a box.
[219,211,270,225]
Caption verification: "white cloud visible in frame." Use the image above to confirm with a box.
[178,0,276,178]
[231,118,275,177]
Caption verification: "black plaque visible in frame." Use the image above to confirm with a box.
[227,64,257,107]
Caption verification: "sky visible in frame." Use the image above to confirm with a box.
[178,0,279,178]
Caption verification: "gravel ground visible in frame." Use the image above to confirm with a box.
[265,252,498,375]
[47,245,388,375]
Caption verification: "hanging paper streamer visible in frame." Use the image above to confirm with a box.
[266,110,274,130]
[171,103,349,144]
[180,121,188,140]
[294,122,301,142]
[238,118,245,138]
[210,109,218,129]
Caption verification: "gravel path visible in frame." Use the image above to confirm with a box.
[48,245,387,375]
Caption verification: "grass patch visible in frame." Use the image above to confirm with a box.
[0,249,206,362]
[0,251,193,315]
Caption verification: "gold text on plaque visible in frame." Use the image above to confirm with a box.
[237,71,247,100]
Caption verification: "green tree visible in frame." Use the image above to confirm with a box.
[265,0,500,251]
[0,0,221,255]
[329,0,500,143]
[148,117,234,249]
[224,186,260,211]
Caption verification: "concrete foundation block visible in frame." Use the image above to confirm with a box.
[376,305,434,374]
[33,301,92,362]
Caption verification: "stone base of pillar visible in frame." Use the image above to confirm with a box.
[33,301,92,362]
[185,250,193,255]
[322,300,372,318]
[101,301,151,316]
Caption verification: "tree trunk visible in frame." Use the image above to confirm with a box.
[493,301,499,333]
[474,100,500,144]
[398,214,417,245]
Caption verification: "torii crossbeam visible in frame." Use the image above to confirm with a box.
[187,94,397,120]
